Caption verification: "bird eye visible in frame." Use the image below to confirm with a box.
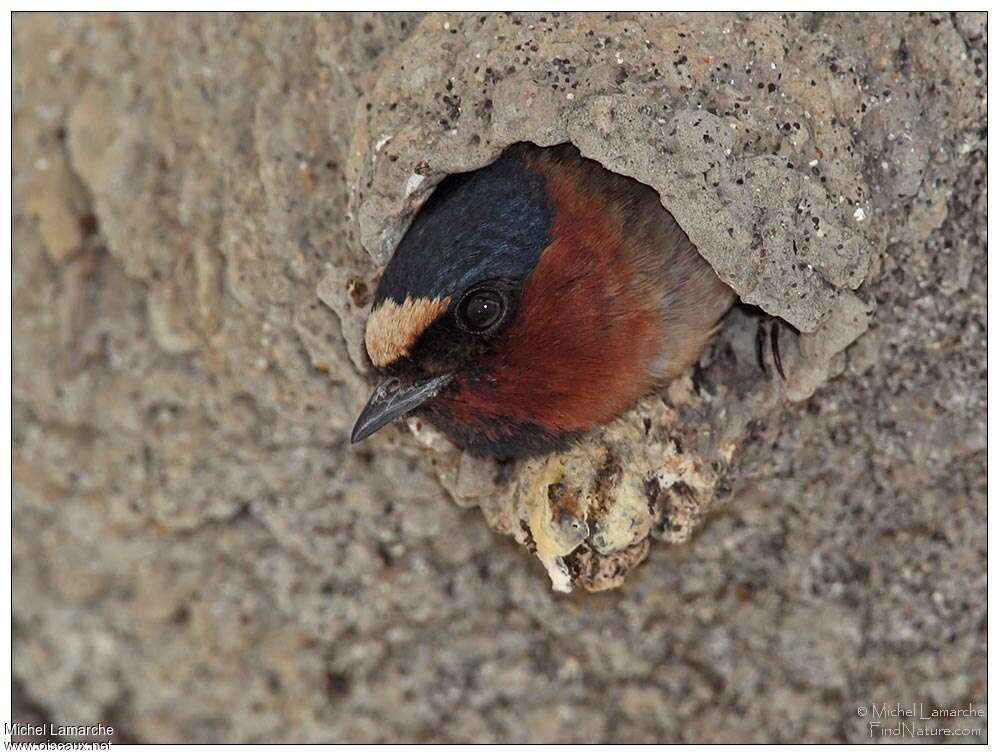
[457,287,506,333]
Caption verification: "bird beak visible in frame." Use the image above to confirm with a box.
[350,374,452,444]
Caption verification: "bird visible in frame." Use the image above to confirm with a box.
[350,142,736,459]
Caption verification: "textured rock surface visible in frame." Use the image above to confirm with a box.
[13,12,985,743]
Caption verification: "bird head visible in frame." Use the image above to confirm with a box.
[351,143,728,459]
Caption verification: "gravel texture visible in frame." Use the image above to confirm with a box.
[13,12,986,743]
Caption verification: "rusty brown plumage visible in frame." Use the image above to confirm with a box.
[353,143,735,458]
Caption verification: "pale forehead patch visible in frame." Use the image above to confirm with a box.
[364,296,451,368]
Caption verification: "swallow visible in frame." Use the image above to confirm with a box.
[351,143,736,459]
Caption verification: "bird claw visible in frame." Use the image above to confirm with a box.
[755,315,787,381]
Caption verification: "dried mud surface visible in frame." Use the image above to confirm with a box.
[13,12,986,743]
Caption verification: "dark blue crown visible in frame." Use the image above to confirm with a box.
[374,146,554,305]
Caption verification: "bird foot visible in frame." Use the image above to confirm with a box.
[755,315,787,381]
